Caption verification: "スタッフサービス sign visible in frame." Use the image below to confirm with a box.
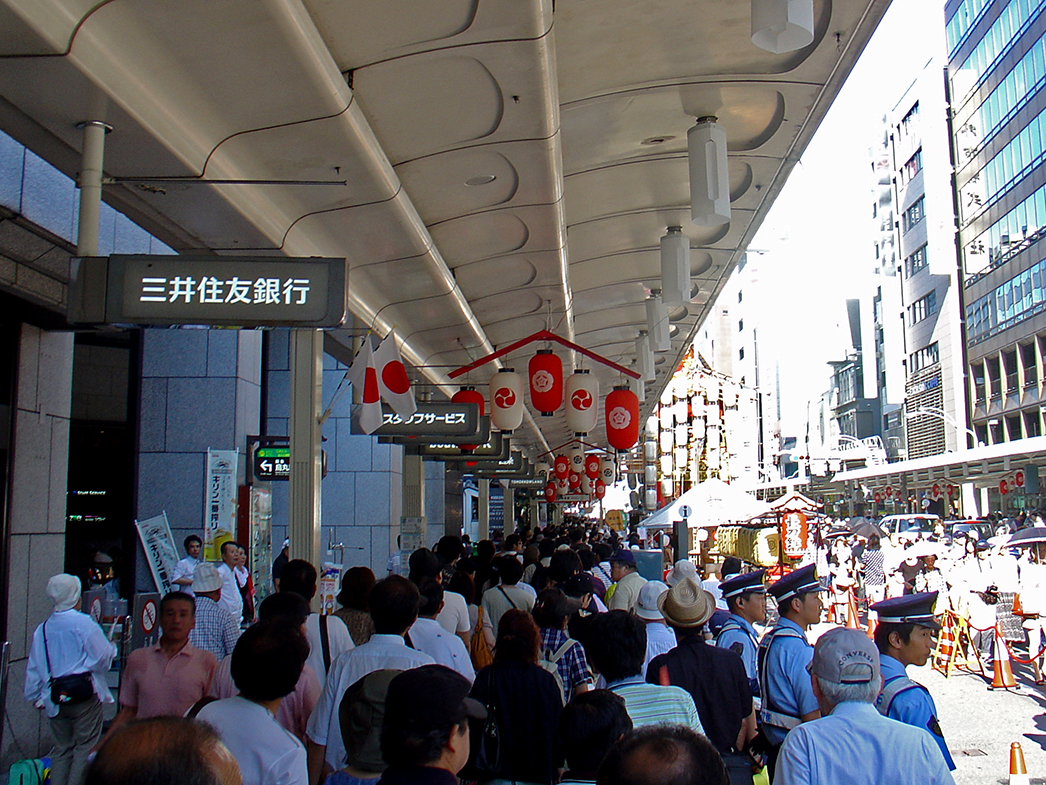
[68,255,348,327]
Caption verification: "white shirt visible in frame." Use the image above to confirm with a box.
[24,609,117,717]
[702,578,727,611]
[435,590,471,637]
[197,696,307,785]
[173,556,199,596]
[641,621,678,678]
[306,634,434,769]
[407,617,475,682]
[303,613,354,687]
[776,701,954,785]
[216,562,245,623]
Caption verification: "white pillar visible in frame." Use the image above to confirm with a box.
[289,329,323,575]
[76,121,110,257]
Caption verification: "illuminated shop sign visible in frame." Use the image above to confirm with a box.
[353,402,480,437]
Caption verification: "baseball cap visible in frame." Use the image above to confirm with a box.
[384,665,486,735]
[564,573,595,598]
[193,563,223,593]
[609,548,636,566]
[807,627,880,685]
[635,581,669,620]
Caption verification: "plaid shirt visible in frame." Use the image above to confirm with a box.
[539,626,592,703]
[189,596,241,660]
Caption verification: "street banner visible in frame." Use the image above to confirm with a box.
[205,449,239,561]
[135,512,179,595]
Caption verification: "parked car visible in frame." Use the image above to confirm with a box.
[878,514,942,540]
[944,519,993,542]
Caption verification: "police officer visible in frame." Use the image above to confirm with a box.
[716,569,767,699]
[870,591,956,771]
[758,564,825,779]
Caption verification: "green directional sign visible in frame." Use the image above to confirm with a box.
[254,447,290,481]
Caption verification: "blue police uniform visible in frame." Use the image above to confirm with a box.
[716,569,766,696]
[758,565,824,747]
[871,592,955,771]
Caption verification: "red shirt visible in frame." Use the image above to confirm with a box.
[120,641,216,718]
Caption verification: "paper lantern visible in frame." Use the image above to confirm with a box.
[600,457,616,485]
[581,473,594,494]
[751,0,814,54]
[556,475,569,493]
[553,454,570,479]
[594,479,607,499]
[660,226,690,306]
[565,371,599,434]
[529,350,563,416]
[489,369,523,432]
[568,470,581,491]
[569,446,585,476]
[688,117,730,227]
[452,386,486,451]
[585,454,601,479]
[606,386,640,450]
[545,482,557,503]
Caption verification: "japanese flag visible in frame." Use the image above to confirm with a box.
[373,330,417,419]
[348,336,382,434]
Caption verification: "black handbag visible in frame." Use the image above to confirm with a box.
[43,621,94,705]
[471,697,501,777]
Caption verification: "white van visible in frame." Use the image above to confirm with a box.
[879,514,942,540]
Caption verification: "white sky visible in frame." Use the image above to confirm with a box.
[748,0,946,433]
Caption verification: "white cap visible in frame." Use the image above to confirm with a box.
[635,580,669,620]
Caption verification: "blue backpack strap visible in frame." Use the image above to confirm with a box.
[875,676,922,717]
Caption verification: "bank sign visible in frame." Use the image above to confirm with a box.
[69,255,348,327]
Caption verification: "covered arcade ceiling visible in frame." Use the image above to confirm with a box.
[0,0,890,456]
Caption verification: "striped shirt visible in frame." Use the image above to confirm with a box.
[608,677,705,735]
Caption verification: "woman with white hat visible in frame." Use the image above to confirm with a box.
[23,574,117,785]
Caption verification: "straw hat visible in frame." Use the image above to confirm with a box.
[658,578,716,628]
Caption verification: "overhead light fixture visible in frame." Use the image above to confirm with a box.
[751,0,814,53]
[660,226,690,306]
[688,117,730,227]
[635,332,655,383]
[646,291,670,352]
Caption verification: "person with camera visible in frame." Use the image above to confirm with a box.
[24,573,118,785]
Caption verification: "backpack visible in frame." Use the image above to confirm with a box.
[8,758,49,785]
[538,639,575,705]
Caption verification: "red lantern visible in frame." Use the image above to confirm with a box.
[568,470,581,490]
[585,454,601,479]
[529,350,564,416]
[1016,470,1026,487]
[1000,478,1009,495]
[554,454,570,479]
[947,484,956,497]
[594,479,607,499]
[885,486,893,498]
[545,482,557,503]
[874,492,882,504]
[605,386,640,450]
[931,483,941,501]
[565,370,599,434]
[452,386,485,451]
[489,369,523,431]
[556,475,569,492]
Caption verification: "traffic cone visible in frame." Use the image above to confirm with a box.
[932,615,956,675]
[1009,742,1029,785]
[846,588,859,630]
[866,606,877,640]
[990,625,1019,691]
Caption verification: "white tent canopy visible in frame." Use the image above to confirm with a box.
[640,479,771,530]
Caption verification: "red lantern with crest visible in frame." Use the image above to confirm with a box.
[529,350,564,416]
[594,479,606,499]
[585,454,601,479]
[568,470,581,491]
[545,482,557,503]
[553,454,570,479]
[451,386,485,451]
[605,386,640,450]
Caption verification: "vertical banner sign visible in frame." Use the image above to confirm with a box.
[781,511,808,558]
[205,449,239,561]
[134,512,179,595]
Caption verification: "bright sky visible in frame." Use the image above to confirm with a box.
[749,0,946,433]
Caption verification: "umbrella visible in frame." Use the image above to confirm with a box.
[1006,527,1046,546]
[848,520,885,539]
[902,540,939,559]
[823,527,852,540]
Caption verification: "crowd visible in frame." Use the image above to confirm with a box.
[24,522,971,785]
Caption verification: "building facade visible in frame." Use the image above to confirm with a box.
[949,0,1046,445]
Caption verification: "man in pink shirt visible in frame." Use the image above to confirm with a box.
[97,592,216,747]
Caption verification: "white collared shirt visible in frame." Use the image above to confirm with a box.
[24,609,117,717]
[408,617,475,682]
[197,696,307,785]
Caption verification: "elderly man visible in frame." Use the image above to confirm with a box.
[189,563,241,660]
[606,549,647,612]
[775,627,954,785]
[24,574,118,785]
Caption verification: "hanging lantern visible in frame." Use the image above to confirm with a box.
[660,226,690,306]
[594,479,607,500]
[452,386,486,451]
[688,117,730,227]
[569,446,586,476]
[565,370,599,434]
[751,0,814,54]
[528,350,563,416]
[536,460,552,479]
[606,386,640,450]
[553,454,570,479]
[600,457,616,485]
[646,292,671,352]
[568,470,582,491]
[556,475,569,493]
[544,482,557,503]
[581,472,594,494]
[585,454,601,479]
[489,369,523,432]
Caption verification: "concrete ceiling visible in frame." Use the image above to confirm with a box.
[0,0,891,457]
